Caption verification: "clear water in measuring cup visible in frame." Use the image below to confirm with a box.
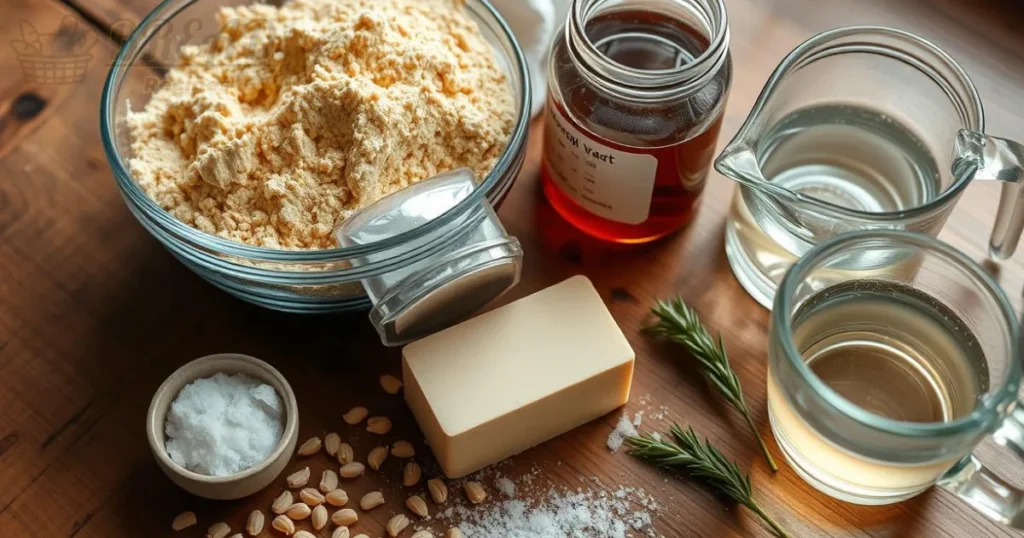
[726,104,945,306]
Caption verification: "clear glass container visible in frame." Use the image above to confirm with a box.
[542,0,731,243]
[769,231,1022,525]
[335,169,522,346]
[100,0,531,313]
[716,26,1024,309]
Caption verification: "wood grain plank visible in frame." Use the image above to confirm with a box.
[2,0,1024,536]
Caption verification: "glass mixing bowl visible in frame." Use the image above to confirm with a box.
[101,0,531,313]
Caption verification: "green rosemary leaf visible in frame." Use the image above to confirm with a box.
[647,298,778,471]
[627,425,792,538]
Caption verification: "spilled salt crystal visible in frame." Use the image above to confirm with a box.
[496,477,517,497]
[606,413,638,452]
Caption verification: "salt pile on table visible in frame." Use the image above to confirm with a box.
[440,487,658,538]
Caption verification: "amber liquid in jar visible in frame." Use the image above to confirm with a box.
[543,8,730,243]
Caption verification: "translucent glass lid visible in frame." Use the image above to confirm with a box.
[335,168,523,346]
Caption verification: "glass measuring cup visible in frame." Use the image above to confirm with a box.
[715,26,1024,308]
[769,230,1023,524]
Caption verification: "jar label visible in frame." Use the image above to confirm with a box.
[544,106,658,225]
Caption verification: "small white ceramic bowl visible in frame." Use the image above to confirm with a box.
[146,353,299,500]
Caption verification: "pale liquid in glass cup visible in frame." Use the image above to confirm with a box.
[768,280,987,502]
[727,104,943,304]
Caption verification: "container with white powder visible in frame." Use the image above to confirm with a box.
[147,354,299,500]
[165,373,284,476]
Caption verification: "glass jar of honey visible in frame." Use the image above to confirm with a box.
[542,0,731,243]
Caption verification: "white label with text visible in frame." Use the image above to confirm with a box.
[544,107,657,224]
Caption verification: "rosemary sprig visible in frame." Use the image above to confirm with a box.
[627,424,791,538]
[648,298,777,471]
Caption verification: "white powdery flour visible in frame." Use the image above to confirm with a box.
[442,487,657,538]
[165,373,284,476]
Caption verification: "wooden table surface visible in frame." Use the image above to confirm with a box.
[4,0,1024,536]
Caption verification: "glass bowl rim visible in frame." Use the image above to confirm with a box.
[100,0,531,263]
[773,229,1022,438]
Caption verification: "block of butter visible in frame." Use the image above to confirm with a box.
[402,275,635,478]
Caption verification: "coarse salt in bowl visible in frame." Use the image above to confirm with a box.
[146,353,300,500]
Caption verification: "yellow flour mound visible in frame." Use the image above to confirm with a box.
[127,0,514,249]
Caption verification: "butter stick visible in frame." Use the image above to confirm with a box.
[403,275,635,478]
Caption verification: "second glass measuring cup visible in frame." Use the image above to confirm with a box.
[716,26,1024,308]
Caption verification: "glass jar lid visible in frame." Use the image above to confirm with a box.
[335,168,523,346]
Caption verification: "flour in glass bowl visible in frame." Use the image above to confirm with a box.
[126,0,515,250]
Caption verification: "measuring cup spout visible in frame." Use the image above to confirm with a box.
[954,130,1024,259]
[715,143,794,202]
[715,142,762,187]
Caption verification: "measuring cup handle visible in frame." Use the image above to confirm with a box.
[938,399,1024,528]
[991,180,1024,260]
[955,131,1024,260]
